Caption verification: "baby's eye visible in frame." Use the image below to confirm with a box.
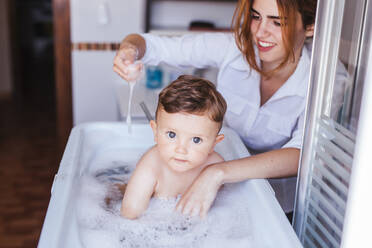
[167,131,176,139]
[192,137,202,144]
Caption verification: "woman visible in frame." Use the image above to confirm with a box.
[113,0,317,218]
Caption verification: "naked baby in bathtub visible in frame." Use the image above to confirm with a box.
[120,75,227,219]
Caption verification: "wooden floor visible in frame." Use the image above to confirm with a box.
[0,96,60,248]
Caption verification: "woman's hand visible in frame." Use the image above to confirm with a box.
[113,43,143,82]
[176,165,225,218]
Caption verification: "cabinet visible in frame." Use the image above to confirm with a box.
[145,0,238,32]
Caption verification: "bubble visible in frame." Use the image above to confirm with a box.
[76,164,254,248]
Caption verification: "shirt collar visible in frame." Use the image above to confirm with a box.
[228,44,312,102]
[270,45,312,100]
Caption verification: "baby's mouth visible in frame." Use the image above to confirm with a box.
[173,158,188,163]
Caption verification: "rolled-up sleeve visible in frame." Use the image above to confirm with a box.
[141,33,233,69]
[282,110,305,150]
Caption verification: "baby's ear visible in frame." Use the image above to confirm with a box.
[214,134,224,146]
[150,120,158,142]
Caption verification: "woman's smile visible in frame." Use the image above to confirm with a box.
[257,39,276,52]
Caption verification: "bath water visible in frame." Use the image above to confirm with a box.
[125,63,142,134]
[75,160,256,247]
[126,82,135,134]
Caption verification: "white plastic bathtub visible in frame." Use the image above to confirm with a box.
[38,122,302,247]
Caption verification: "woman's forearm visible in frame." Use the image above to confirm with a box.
[215,148,300,184]
[120,34,146,60]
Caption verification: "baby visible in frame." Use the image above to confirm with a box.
[121,75,227,219]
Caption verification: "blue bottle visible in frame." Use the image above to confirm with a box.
[146,66,163,89]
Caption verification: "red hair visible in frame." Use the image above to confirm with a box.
[232,0,317,77]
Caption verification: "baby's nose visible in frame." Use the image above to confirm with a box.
[175,141,187,154]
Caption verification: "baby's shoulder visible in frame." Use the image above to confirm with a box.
[206,151,224,165]
[136,145,161,171]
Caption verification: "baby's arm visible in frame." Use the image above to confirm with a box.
[121,149,157,219]
[209,151,225,165]
[175,151,224,217]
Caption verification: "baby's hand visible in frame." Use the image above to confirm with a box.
[176,166,224,218]
[113,44,143,82]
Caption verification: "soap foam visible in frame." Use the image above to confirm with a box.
[76,163,254,248]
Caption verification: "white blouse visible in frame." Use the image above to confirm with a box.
[142,32,310,154]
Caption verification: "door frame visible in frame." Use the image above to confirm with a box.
[53,0,73,150]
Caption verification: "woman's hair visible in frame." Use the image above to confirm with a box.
[232,0,317,77]
[156,75,227,129]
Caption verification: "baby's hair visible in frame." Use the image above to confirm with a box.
[156,75,227,129]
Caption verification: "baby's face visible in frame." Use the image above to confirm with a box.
[150,109,223,173]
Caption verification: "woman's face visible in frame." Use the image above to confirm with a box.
[250,0,307,69]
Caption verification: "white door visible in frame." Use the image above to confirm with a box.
[294,0,372,247]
